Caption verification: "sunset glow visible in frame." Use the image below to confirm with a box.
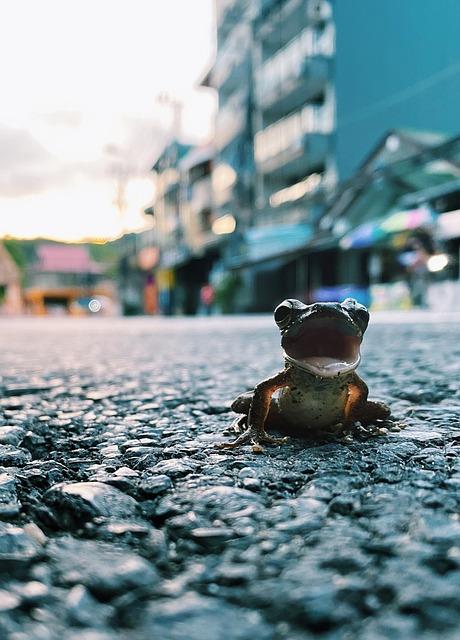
[0,0,216,241]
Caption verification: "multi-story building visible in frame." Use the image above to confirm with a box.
[204,0,335,309]
[207,0,460,311]
[150,141,223,314]
[117,228,159,316]
[203,0,258,231]
[149,140,191,314]
[253,0,335,226]
[145,0,460,313]
[177,144,222,314]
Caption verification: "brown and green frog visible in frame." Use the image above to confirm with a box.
[220,298,391,451]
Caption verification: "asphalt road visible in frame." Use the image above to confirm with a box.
[0,313,460,640]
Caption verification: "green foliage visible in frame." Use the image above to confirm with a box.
[215,272,242,314]
[3,239,27,269]
[87,241,120,264]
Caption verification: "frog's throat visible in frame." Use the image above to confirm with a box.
[284,353,361,378]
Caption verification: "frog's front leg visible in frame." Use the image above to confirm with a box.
[344,373,391,426]
[219,368,292,451]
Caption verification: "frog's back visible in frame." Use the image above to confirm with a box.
[276,367,351,430]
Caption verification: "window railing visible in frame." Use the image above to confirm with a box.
[212,22,250,89]
[256,25,334,101]
[255,102,333,163]
[215,93,246,149]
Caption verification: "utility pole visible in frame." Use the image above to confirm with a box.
[156,92,183,139]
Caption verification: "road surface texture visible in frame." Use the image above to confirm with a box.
[0,313,460,640]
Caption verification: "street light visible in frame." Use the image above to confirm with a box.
[427,253,449,272]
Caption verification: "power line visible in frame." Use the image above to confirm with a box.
[338,60,460,129]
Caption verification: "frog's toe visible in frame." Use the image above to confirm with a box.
[217,427,289,450]
[216,429,252,449]
[231,414,246,434]
[256,433,289,446]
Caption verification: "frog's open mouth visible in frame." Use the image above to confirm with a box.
[281,316,362,377]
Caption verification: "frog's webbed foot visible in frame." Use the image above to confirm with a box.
[220,369,292,453]
[217,419,289,453]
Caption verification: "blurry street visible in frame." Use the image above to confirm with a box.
[1,314,460,638]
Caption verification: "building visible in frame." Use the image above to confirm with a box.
[334,0,460,180]
[150,141,224,314]
[207,0,460,311]
[202,0,336,310]
[150,141,191,315]
[117,229,159,316]
[24,244,114,315]
[319,131,460,309]
[178,145,221,313]
[203,0,258,230]
[231,0,336,309]
[145,0,460,314]
[252,0,336,223]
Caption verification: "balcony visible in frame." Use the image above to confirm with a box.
[255,104,332,177]
[214,91,247,151]
[209,23,251,95]
[256,25,333,115]
[216,0,239,30]
[258,132,330,179]
[212,162,237,208]
[258,0,305,53]
[217,0,257,41]
[189,176,213,216]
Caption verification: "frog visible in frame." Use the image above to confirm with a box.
[220,298,391,451]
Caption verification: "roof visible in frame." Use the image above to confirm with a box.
[151,140,193,173]
[228,223,313,269]
[36,244,103,274]
[179,144,214,172]
[324,130,460,231]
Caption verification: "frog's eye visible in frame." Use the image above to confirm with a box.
[342,298,369,333]
[274,300,293,328]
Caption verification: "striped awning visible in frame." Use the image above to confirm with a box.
[340,206,435,249]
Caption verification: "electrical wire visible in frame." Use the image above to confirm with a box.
[338,60,460,129]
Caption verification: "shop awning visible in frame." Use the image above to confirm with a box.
[228,223,313,268]
[340,206,435,249]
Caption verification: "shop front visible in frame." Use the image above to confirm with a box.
[225,223,313,311]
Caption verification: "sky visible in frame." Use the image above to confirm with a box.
[0,0,216,241]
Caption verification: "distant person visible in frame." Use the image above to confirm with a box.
[200,283,215,316]
[399,236,430,308]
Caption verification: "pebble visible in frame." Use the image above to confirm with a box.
[0,523,43,572]
[0,426,25,446]
[139,474,173,497]
[0,445,32,467]
[66,585,113,627]
[144,592,274,640]
[43,482,139,526]
[0,473,21,517]
[49,538,159,598]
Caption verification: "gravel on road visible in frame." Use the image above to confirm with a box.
[0,315,459,640]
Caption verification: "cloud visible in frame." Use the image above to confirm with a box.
[0,125,53,169]
[39,110,83,128]
[0,119,154,199]
[0,125,64,197]
[115,115,169,174]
